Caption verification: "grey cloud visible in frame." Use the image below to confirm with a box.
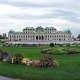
[0,0,80,10]
[6,9,80,23]
[0,0,64,8]
[0,0,80,37]
[54,10,80,23]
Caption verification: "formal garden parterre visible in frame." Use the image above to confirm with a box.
[0,42,80,80]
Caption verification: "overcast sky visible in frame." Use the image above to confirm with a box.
[0,0,80,37]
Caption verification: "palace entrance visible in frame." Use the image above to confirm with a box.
[36,36,44,40]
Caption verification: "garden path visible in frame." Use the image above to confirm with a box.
[0,76,20,80]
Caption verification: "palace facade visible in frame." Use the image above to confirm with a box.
[8,26,72,41]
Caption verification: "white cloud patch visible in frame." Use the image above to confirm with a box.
[0,4,20,15]
[0,4,57,16]
[77,17,80,19]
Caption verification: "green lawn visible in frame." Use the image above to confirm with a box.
[0,42,3,45]
[0,46,80,80]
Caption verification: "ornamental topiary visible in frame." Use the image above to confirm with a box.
[50,43,54,47]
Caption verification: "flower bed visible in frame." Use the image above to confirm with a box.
[0,48,59,68]
[5,44,44,47]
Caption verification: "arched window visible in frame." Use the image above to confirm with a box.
[64,35,65,37]
[10,35,11,38]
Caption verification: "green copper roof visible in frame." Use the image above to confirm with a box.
[9,30,15,33]
[36,26,43,31]
[45,27,56,30]
[24,27,35,30]
[9,30,22,34]
[64,29,71,33]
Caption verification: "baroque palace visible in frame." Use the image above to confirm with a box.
[8,26,71,41]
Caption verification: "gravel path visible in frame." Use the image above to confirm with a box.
[0,76,20,80]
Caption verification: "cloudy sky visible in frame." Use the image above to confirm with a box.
[0,0,80,37]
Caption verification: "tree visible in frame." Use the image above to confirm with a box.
[77,34,80,38]
[0,35,5,39]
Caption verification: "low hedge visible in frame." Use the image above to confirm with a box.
[47,49,67,55]
[40,47,80,55]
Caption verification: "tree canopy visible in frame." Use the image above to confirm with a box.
[0,35,5,39]
[77,34,80,38]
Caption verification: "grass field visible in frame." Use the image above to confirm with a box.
[0,45,80,80]
[0,42,4,45]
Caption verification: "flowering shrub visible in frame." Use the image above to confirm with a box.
[30,60,35,66]
[48,60,59,68]
[21,58,30,65]
[39,55,59,68]
[26,60,32,65]
[14,53,24,64]
[30,60,40,66]
[6,54,13,63]
[0,49,8,61]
